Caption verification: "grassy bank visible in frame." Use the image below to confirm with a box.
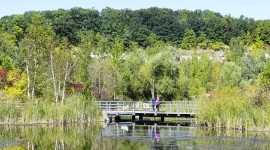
[0,95,101,124]
[197,86,270,131]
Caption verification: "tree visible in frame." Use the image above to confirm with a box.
[197,33,212,49]
[179,54,213,97]
[253,20,270,45]
[82,32,111,100]
[110,37,124,100]
[180,29,197,50]
[203,10,226,42]
[226,37,245,64]
[241,55,264,83]
[219,62,242,88]
[139,47,179,100]
[2,69,26,100]
[19,14,55,100]
[122,49,146,100]
[1,56,14,71]
[52,7,100,44]
[258,60,270,88]
[50,38,77,105]
[0,32,17,66]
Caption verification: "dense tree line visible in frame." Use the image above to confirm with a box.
[1,7,270,104]
[1,7,269,49]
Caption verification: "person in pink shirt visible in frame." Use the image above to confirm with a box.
[156,127,160,142]
[156,97,161,111]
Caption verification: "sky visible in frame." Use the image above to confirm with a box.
[0,0,269,20]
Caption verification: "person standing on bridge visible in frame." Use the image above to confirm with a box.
[156,97,160,111]
[151,97,156,111]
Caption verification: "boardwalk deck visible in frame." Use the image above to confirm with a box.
[95,101,198,121]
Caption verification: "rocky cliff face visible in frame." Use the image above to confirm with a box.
[179,50,225,63]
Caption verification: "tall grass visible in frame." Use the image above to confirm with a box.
[0,95,101,124]
[197,86,270,131]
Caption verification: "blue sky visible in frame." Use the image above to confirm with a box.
[0,0,269,20]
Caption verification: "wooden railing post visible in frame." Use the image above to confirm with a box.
[132,123,135,137]
[109,102,111,112]
[116,123,119,137]
[154,103,157,115]
[106,102,108,112]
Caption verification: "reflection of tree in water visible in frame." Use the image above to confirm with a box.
[0,124,101,149]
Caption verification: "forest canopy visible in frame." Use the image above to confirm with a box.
[0,7,270,103]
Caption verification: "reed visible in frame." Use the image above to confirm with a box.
[197,87,270,131]
[0,95,101,124]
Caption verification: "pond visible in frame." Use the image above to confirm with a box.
[0,121,270,149]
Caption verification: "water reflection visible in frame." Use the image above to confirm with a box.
[151,124,160,142]
[0,122,270,149]
[101,122,270,149]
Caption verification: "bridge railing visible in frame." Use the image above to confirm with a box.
[94,101,198,114]
[101,123,196,139]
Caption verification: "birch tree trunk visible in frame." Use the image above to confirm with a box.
[31,56,37,100]
[26,60,31,98]
[150,78,155,98]
[61,62,69,105]
[50,51,59,104]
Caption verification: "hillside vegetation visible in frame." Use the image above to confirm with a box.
[1,7,270,128]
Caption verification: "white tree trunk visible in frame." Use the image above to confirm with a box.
[26,60,30,98]
[50,51,58,104]
[61,62,68,104]
[150,78,155,98]
[31,56,37,100]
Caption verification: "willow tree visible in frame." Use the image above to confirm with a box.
[139,46,179,100]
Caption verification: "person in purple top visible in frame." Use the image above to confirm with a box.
[151,97,156,111]
[156,97,160,111]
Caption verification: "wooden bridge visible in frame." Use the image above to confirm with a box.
[95,101,198,122]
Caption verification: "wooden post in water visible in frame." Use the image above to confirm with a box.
[132,123,135,137]
[116,123,119,137]
[161,117,164,122]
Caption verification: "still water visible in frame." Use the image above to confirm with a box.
[0,121,270,149]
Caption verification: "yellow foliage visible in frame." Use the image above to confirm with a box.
[249,47,265,58]
[54,47,61,54]
[3,69,26,100]
[72,46,79,53]
[2,146,25,150]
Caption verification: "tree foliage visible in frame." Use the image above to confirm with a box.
[0,7,270,103]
